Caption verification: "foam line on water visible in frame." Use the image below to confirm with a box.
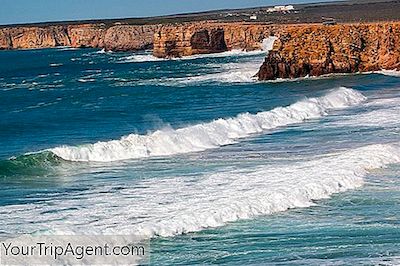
[376,69,400,77]
[49,87,366,162]
[3,143,400,237]
[128,143,400,237]
[119,36,277,63]
[119,49,268,63]
[151,60,263,85]
[331,95,400,128]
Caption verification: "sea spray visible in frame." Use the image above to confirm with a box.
[8,143,400,237]
[49,87,366,162]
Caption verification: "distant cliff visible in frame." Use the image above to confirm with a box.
[2,20,399,80]
[153,22,278,58]
[257,22,400,80]
[0,21,277,55]
[152,22,400,79]
[0,24,160,51]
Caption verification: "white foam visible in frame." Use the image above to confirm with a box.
[3,143,400,237]
[96,48,113,54]
[57,47,79,51]
[119,49,265,63]
[117,37,277,85]
[376,69,400,77]
[120,54,166,63]
[127,143,400,237]
[49,87,366,162]
[333,96,400,128]
[50,63,63,67]
[155,60,262,85]
[120,58,264,86]
[78,78,95,83]
[262,36,278,51]
[119,36,277,64]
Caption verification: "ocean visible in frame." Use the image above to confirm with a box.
[0,47,399,265]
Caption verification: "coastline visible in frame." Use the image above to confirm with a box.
[1,1,400,262]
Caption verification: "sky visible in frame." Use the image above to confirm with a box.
[0,0,334,25]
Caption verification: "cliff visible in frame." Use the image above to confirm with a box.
[2,19,400,80]
[0,24,160,51]
[153,22,278,58]
[153,22,400,78]
[0,22,274,53]
[257,22,400,80]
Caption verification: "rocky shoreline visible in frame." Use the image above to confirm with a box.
[1,21,399,81]
[153,21,400,80]
[257,22,400,80]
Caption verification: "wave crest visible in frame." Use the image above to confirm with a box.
[131,143,400,237]
[22,143,400,237]
[48,87,365,162]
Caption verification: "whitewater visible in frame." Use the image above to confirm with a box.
[2,42,400,265]
[2,143,400,238]
[50,87,365,162]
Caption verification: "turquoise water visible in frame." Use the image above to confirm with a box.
[0,47,400,265]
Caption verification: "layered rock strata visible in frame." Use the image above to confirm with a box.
[2,21,399,79]
[153,22,277,58]
[0,24,160,51]
[257,22,400,80]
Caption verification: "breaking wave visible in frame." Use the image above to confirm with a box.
[127,143,400,237]
[5,143,400,237]
[0,152,62,178]
[49,87,366,162]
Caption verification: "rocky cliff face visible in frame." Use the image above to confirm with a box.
[67,24,106,48]
[0,26,70,49]
[0,24,160,51]
[153,22,400,78]
[153,22,277,58]
[2,21,399,79]
[257,22,400,80]
[103,25,161,51]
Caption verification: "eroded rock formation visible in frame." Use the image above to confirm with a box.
[103,25,160,51]
[0,26,70,49]
[1,20,399,79]
[153,22,400,78]
[0,24,160,51]
[153,22,277,58]
[257,22,400,80]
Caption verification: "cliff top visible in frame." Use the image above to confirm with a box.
[1,0,400,28]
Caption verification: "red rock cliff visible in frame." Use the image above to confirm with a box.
[153,22,278,58]
[2,21,399,80]
[257,22,400,80]
[0,24,160,51]
[153,22,400,78]
[0,26,70,49]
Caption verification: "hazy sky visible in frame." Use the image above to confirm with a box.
[0,0,335,25]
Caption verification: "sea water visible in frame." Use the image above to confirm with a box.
[0,46,399,265]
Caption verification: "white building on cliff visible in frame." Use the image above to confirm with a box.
[267,5,295,13]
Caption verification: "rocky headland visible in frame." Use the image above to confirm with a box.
[0,24,160,51]
[257,22,400,80]
[153,21,400,79]
[153,22,277,58]
[1,1,399,80]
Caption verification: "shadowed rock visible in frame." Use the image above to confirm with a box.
[257,23,400,80]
